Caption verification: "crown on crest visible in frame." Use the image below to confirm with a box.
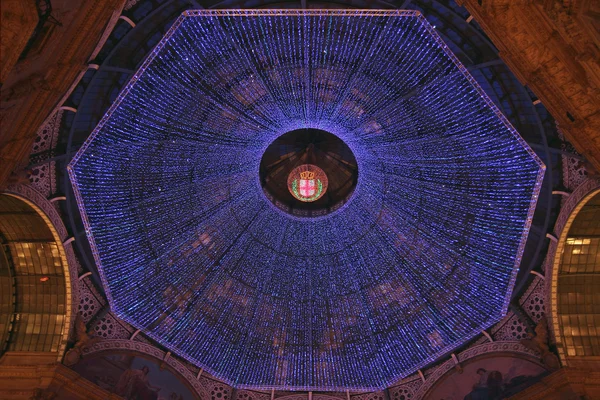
[300,170,315,180]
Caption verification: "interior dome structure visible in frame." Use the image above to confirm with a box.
[68,10,545,391]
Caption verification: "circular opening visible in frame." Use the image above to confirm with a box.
[260,128,358,217]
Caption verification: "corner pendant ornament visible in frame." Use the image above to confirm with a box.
[288,164,328,202]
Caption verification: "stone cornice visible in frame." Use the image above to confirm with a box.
[457,0,600,171]
[0,0,126,188]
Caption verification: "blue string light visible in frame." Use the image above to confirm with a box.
[69,10,545,391]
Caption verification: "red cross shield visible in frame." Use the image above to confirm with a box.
[299,179,316,197]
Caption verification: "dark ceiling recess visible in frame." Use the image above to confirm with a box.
[260,129,358,217]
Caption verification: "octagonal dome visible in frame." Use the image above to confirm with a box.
[68,10,545,391]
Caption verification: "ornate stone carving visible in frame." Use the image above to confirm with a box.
[456,0,600,173]
[31,109,62,155]
[491,312,529,342]
[198,375,231,400]
[0,0,127,188]
[389,384,417,400]
[63,314,103,366]
[313,395,345,400]
[350,391,385,400]
[0,0,37,84]
[550,179,600,241]
[558,123,590,191]
[28,161,55,197]
[78,278,103,324]
[91,312,133,340]
[236,389,271,400]
[519,275,546,323]
[520,316,561,370]
[277,395,308,400]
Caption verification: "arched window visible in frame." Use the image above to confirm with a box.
[552,189,600,369]
[0,194,71,357]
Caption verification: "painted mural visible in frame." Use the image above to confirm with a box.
[425,355,546,400]
[72,353,197,400]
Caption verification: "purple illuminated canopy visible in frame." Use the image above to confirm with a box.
[69,10,545,391]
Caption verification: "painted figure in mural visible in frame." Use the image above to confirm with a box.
[475,368,489,388]
[465,368,504,400]
[116,365,162,400]
[464,367,545,400]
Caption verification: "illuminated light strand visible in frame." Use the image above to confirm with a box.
[69,11,545,391]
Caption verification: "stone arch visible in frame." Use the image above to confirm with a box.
[0,184,79,361]
[414,341,544,399]
[80,339,214,399]
[546,178,600,369]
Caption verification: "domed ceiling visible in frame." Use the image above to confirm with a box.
[69,10,544,391]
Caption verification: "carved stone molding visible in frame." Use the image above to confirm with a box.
[558,123,590,191]
[491,313,530,342]
[313,395,346,400]
[235,389,271,400]
[198,375,231,400]
[456,0,600,172]
[78,277,105,324]
[0,0,37,84]
[389,379,421,400]
[350,391,385,400]
[276,395,308,400]
[90,312,133,340]
[0,0,127,188]
[550,178,600,241]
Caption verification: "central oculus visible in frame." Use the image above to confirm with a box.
[260,128,358,217]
